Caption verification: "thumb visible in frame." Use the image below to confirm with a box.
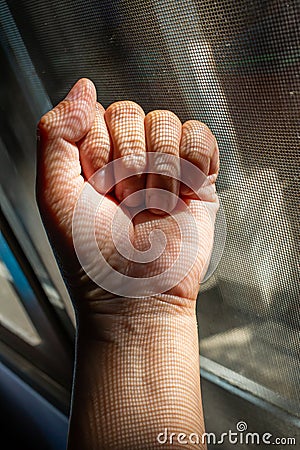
[36,78,96,239]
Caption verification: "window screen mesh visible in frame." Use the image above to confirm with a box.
[2,0,299,415]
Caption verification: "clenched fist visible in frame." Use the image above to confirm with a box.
[37,78,219,306]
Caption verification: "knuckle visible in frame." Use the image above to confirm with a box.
[37,100,84,139]
[181,120,216,156]
[183,120,214,140]
[118,137,145,153]
[105,100,145,120]
[145,109,181,127]
[121,152,146,170]
[145,110,181,155]
[151,141,179,154]
[105,102,146,154]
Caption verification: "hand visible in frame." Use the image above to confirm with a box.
[37,78,219,308]
[37,78,219,450]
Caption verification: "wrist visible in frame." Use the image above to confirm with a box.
[75,294,197,343]
[70,295,204,450]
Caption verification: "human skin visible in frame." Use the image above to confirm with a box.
[36,78,219,449]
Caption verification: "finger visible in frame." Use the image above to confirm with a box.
[37,78,96,233]
[209,140,220,177]
[179,120,218,199]
[145,110,181,215]
[105,101,146,207]
[78,102,114,192]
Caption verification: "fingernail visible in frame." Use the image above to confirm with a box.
[122,189,144,207]
[181,184,193,196]
[146,189,177,214]
[92,165,114,194]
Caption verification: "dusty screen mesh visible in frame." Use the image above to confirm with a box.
[4,0,300,414]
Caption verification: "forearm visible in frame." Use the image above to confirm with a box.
[67,295,206,450]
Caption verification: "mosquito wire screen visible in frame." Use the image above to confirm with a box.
[1,0,299,416]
